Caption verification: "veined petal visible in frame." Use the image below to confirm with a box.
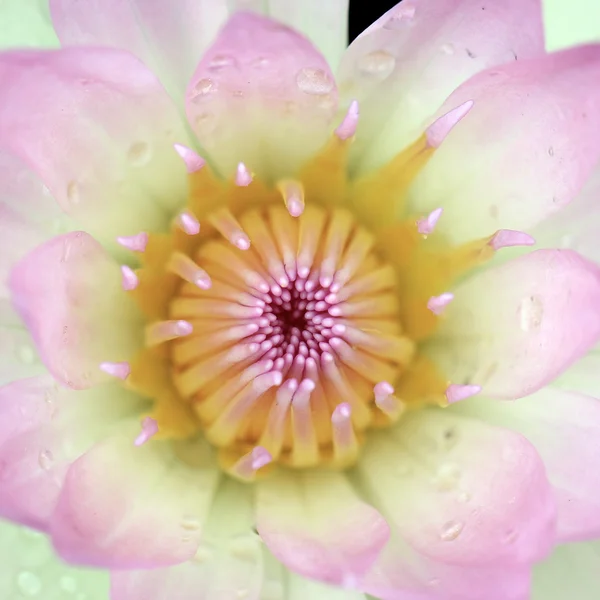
[50,0,228,105]
[337,0,545,173]
[110,479,263,598]
[455,388,600,542]
[9,232,142,390]
[0,48,193,252]
[51,433,220,569]
[408,45,600,244]
[185,12,338,180]
[433,250,600,399]
[229,0,349,69]
[256,470,389,586]
[532,539,600,600]
[0,375,141,529]
[359,411,555,569]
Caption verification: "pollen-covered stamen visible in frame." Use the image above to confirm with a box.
[146,319,193,346]
[277,179,305,217]
[121,265,138,291]
[99,361,131,380]
[176,210,201,235]
[427,292,454,315]
[335,99,359,141]
[446,383,481,404]
[208,207,251,250]
[134,417,159,446]
[417,207,443,235]
[235,162,253,187]
[117,232,148,253]
[169,204,410,468]
[168,251,212,289]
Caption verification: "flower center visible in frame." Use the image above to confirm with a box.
[167,203,413,471]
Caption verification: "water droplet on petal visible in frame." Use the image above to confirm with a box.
[457,490,471,503]
[38,449,54,471]
[192,78,217,101]
[440,520,463,541]
[59,575,78,594]
[193,544,213,563]
[441,43,455,55]
[209,54,237,72]
[127,142,151,166]
[295,68,334,96]
[180,515,201,531]
[17,571,42,596]
[195,112,217,134]
[503,528,519,544]
[66,181,80,205]
[357,50,396,79]
[518,295,543,332]
[433,463,461,491]
[228,536,259,562]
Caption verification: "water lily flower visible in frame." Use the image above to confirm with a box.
[2,1,600,599]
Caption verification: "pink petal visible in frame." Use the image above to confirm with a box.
[256,471,389,586]
[456,387,600,543]
[0,375,139,529]
[8,232,140,390]
[0,150,67,299]
[0,48,192,251]
[50,0,229,104]
[433,249,600,399]
[409,45,600,244]
[364,531,532,600]
[232,0,350,70]
[337,0,545,171]
[185,12,338,179]
[111,479,263,599]
[51,432,220,568]
[532,164,600,264]
[358,410,555,571]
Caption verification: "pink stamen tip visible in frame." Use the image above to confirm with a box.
[177,210,201,235]
[116,232,148,253]
[233,233,251,250]
[445,384,481,404]
[489,229,536,250]
[134,417,159,446]
[174,143,206,173]
[235,162,253,186]
[287,197,304,217]
[332,402,352,422]
[426,100,474,148]
[335,99,359,141]
[250,446,272,470]
[174,320,194,336]
[194,272,212,289]
[374,381,394,402]
[120,265,138,291]
[99,361,130,380]
[427,292,454,315]
[417,207,443,235]
[278,180,305,217]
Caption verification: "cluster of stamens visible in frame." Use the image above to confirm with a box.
[98,99,538,478]
[168,204,413,471]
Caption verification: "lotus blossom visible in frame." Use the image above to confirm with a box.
[2,1,600,599]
